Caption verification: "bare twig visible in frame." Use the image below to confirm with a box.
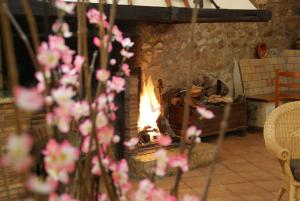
[201,104,231,201]
[3,4,39,71]
[20,0,40,54]
[171,0,200,197]
[0,0,22,134]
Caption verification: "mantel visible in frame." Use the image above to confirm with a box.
[7,1,272,23]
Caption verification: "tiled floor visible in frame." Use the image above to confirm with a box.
[146,132,288,201]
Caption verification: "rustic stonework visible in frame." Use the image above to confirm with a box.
[132,0,300,93]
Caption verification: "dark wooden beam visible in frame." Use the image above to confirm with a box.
[7,0,272,23]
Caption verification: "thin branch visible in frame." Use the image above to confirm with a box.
[171,0,200,197]
[20,0,40,53]
[0,0,22,134]
[3,4,39,71]
[201,104,231,201]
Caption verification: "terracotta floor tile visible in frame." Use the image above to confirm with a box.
[213,172,248,185]
[155,176,190,190]
[192,185,236,199]
[254,179,283,192]
[237,169,277,182]
[223,161,261,173]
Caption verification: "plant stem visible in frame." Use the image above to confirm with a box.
[3,4,39,71]
[0,0,22,135]
[201,104,231,201]
[20,0,40,54]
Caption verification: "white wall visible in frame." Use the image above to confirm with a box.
[66,0,256,9]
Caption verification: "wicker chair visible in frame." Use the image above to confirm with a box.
[264,101,300,201]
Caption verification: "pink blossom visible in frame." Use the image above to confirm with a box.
[93,36,113,52]
[74,55,85,71]
[122,63,131,76]
[60,74,77,86]
[37,42,60,69]
[112,25,123,42]
[96,112,108,128]
[112,159,131,195]
[52,21,72,38]
[91,156,101,176]
[121,37,134,48]
[55,0,76,14]
[35,71,46,92]
[79,119,92,136]
[96,69,110,82]
[49,193,77,201]
[157,135,172,146]
[71,101,90,120]
[196,106,214,119]
[121,49,134,59]
[107,76,125,93]
[155,149,169,176]
[43,139,79,183]
[52,86,75,106]
[97,93,115,110]
[149,189,176,201]
[110,58,117,66]
[53,106,72,133]
[86,8,107,24]
[1,134,32,172]
[124,137,139,150]
[26,175,58,194]
[14,86,44,112]
[169,154,189,172]
[182,195,200,201]
[186,126,202,143]
[133,179,154,201]
[97,126,114,145]
[81,136,92,153]
[61,48,75,65]
[49,35,67,52]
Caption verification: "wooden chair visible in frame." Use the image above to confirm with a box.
[275,70,300,107]
[264,101,300,201]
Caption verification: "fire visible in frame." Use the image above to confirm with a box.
[138,77,161,134]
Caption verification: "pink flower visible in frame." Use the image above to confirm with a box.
[186,126,202,143]
[122,63,131,76]
[53,106,72,133]
[79,119,92,136]
[52,21,72,38]
[110,58,117,66]
[96,112,108,128]
[112,159,131,195]
[124,137,139,150]
[134,179,154,201]
[37,42,60,69]
[121,49,134,59]
[35,71,46,92]
[74,55,85,71]
[107,76,125,93]
[97,126,114,145]
[71,101,90,120]
[61,48,75,65]
[86,8,107,24]
[112,25,123,42]
[55,0,76,14]
[121,37,134,48]
[52,86,75,106]
[196,106,214,119]
[49,193,77,201]
[149,189,176,201]
[96,69,110,82]
[169,154,189,172]
[93,36,112,52]
[182,195,200,201]
[14,86,44,112]
[49,35,67,52]
[91,156,101,176]
[43,139,79,183]
[155,149,169,177]
[81,136,93,153]
[26,175,58,194]
[60,74,77,86]
[1,134,32,172]
[157,135,172,146]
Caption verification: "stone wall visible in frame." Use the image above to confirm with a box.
[132,0,300,93]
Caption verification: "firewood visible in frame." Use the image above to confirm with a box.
[191,85,204,98]
[156,114,176,137]
[171,97,181,105]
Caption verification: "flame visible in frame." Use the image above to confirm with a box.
[138,77,161,134]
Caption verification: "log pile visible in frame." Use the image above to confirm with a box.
[164,75,233,108]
